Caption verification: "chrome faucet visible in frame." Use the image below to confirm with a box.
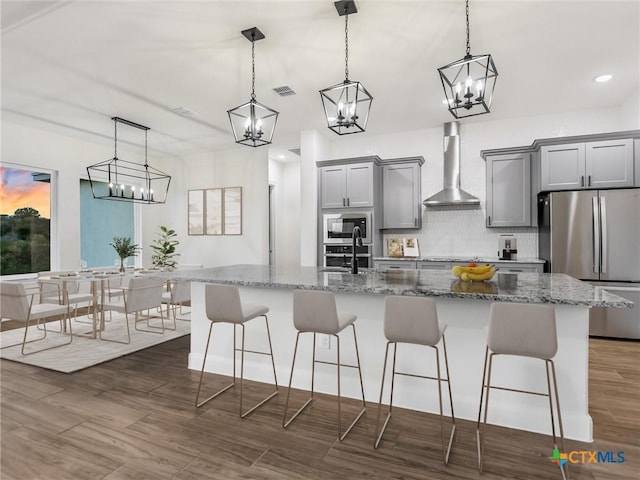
[351,226,363,274]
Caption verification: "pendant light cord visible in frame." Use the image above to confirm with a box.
[251,33,256,100]
[465,0,471,56]
[344,7,349,82]
[114,118,118,159]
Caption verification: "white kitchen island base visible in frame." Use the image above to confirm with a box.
[189,283,593,442]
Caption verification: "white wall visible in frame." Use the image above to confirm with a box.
[299,130,330,266]
[148,147,270,268]
[268,158,301,267]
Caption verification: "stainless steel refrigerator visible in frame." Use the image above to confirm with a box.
[538,188,640,339]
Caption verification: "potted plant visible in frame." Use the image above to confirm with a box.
[150,225,180,269]
[110,236,139,272]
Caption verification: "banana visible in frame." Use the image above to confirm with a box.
[460,268,496,282]
[465,264,494,274]
[451,265,464,278]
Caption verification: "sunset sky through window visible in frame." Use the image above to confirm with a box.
[0,167,51,218]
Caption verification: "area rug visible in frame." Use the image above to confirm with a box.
[0,313,190,373]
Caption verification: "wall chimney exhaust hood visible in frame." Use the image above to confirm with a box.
[423,121,480,207]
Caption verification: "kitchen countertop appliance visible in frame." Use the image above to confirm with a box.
[538,188,640,339]
[498,234,518,260]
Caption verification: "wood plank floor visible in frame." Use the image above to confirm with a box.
[1,336,638,479]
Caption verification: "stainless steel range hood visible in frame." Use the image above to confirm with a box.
[423,121,480,207]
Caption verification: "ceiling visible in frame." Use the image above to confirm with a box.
[2,0,639,161]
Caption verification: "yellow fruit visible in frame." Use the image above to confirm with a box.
[451,265,464,278]
[462,268,496,282]
[466,264,493,274]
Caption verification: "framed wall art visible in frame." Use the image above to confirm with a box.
[187,189,204,235]
[223,187,242,235]
[205,188,223,235]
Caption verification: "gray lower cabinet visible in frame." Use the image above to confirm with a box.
[381,159,423,229]
[417,261,450,270]
[541,139,634,191]
[485,152,532,227]
[374,260,417,269]
[492,262,543,273]
[320,162,374,209]
[378,259,543,273]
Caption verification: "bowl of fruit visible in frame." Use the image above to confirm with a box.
[451,262,498,282]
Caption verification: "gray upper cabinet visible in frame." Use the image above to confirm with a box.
[485,152,532,227]
[540,143,585,191]
[320,163,374,209]
[541,139,634,191]
[381,158,423,229]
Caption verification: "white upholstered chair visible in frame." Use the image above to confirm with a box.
[0,281,73,354]
[161,280,190,323]
[374,295,456,463]
[195,284,278,417]
[283,289,366,441]
[100,277,166,344]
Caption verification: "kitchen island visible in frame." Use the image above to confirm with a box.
[168,265,632,442]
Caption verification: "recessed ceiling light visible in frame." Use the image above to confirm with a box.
[594,74,613,83]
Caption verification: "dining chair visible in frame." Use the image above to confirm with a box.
[162,279,191,323]
[0,281,73,355]
[100,277,166,344]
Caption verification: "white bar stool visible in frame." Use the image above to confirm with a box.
[283,289,366,441]
[195,284,278,418]
[477,302,566,478]
[374,295,456,464]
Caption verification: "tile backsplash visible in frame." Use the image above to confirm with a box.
[383,205,538,259]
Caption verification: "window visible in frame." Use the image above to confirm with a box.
[80,179,135,268]
[0,165,54,275]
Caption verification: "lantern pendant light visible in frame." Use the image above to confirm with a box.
[86,117,171,204]
[438,0,498,119]
[227,27,279,147]
[319,0,373,135]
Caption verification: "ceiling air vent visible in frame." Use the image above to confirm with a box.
[170,106,198,117]
[288,148,301,156]
[273,85,296,97]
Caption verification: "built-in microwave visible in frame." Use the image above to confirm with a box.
[323,212,372,244]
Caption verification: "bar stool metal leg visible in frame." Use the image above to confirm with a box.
[239,317,279,418]
[284,327,366,441]
[477,354,567,478]
[374,341,395,448]
[196,314,278,416]
[437,336,457,464]
[375,336,456,464]
[196,321,235,407]
[283,331,316,428]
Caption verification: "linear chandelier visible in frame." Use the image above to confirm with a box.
[438,0,498,119]
[227,27,279,147]
[319,0,373,135]
[86,117,171,204]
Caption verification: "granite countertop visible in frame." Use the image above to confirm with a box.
[374,256,545,264]
[164,264,632,309]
